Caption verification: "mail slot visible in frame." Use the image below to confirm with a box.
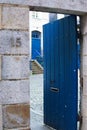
[50,87,59,92]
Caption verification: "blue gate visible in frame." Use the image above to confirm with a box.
[43,16,78,130]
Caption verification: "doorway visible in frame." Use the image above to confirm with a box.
[30,12,80,130]
[30,11,51,130]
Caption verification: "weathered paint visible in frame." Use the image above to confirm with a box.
[43,15,78,130]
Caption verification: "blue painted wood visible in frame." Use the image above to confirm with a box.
[78,44,80,69]
[32,38,41,59]
[43,15,78,130]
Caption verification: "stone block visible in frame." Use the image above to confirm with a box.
[83,77,87,96]
[0,30,29,55]
[82,117,87,130]
[3,103,30,129]
[1,6,29,30]
[0,6,2,29]
[81,16,87,35]
[0,55,2,80]
[83,56,87,76]
[4,128,30,130]
[0,105,2,130]
[0,80,30,104]
[82,35,87,56]
[2,56,29,80]
[80,53,84,77]
[82,95,87,117]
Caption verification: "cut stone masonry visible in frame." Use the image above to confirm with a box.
[81,15,87,130]
[0,0,86,130]
[0,5,30,130]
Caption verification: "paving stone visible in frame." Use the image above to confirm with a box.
[30,74,43,129]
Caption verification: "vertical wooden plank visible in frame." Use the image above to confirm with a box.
[58,18,65,129]
[43,15,77,130]
[43,24,47,124]
[54,20,60,128]
[69,16,78,130]
[47,23,51,126]
[50,21,55,127]
[64,17,69,130]
[43,23,51,126]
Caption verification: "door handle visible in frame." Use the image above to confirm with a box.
[50,87,59,92]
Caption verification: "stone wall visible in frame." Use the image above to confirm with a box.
[0,0,87,14]
[81,15,87,130]
[0,5,30,130]
[0,1,86,130]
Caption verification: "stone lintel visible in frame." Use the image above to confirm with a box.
[0,0,87,15]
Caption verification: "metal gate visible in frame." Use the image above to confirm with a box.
[43,16,78,130]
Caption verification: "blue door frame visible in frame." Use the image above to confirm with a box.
[43,16,78,130]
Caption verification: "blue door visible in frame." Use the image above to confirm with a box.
[32,31,41,59]
[32,38,41,59]
[43,16,78,130]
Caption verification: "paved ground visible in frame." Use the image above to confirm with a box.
[30,73,80,130]
[30,74,52,130]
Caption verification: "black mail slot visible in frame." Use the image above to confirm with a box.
[50,87,59,92]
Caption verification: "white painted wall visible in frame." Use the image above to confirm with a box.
[29,11,49,58]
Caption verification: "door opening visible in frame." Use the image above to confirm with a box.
[30,11,80,130]
[30,11,51,130]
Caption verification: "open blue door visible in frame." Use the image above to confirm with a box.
[43,16,78,130]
